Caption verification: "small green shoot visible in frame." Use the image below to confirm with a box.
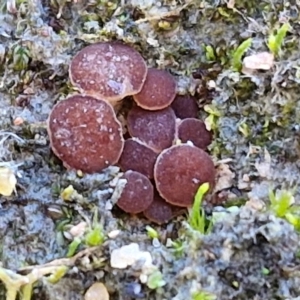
[285,212,300,230]
[231,38,252,71]
[269,187,300,230]
[192,290,217,300]
[85,211,105,246]
[238,121,250,137]
[66,237,81,257]
[188,183,212,234]
[205,45,216,61]
[146,225,159,239]
[261,267,270,276]
[269,188,294,218]
[267,23,290,56]
[67,211,105,257]
[12,45,30,71]
[170,239,185,258]
[147,270,166,289]
[47,266,69,284]
[204,104,221,132]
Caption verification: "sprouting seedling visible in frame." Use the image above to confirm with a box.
[188,182,212,234]
[205,44,216,61]
[231,38,252,71]
[12,45,30,71]
[85,210,105,247]
[170,239,185,258]
[66,237,81,258]
[147,270,166,289]
[269,187,300,230]
[204,104,221,132]
[145,225,159,239]
[67,210,105,257]
[267,23,290,56]
[269,187,294,218]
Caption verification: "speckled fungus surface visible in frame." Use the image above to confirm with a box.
[171,94,198,119]
[127,106,176,152]
[48,95,124,173]
[143,192,173,224]
[116,170,154,214]
[154,144,215,207]
[51,41,217,223]
[69,42,147,103]
[143,192,185,224]
[133,68,177,110]
[177,118,212,150]
[118,138,158,178]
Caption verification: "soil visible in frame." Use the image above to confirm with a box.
[0,0,300,299]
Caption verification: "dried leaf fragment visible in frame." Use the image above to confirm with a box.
[255,148,271,178]
[242,52,274,72]
[0,167,16,196]
[214,164,235,192]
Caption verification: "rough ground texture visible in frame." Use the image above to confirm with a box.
[0,0,300,299]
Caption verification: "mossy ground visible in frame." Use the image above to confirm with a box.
[1,0,300,299]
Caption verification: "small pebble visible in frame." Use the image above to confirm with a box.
[110,243,152,269]
[85,282,109,300]
[107,229,120,239]
[13,117,24,126]
[69,221,87,238]
[152,238,161,248]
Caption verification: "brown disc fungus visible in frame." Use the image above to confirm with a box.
[171,94,198,119]
[177,118,212,150]
[133,68,177,110]
[48,95,124,173]
[143,192,185,224]
[118,138,158,178]
[116,170,154,214]
[69,42,147,103]
[154,144,215,207]
[143,193,173,224]
[127,106,176,152]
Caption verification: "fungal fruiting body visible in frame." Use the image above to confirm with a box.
[171,94,198,119]
[177,118,212,150]
[48,95,124,173]
[116,170,154,214]
[48,40,216,224]
[118,138,158,178]
[143,191,185,224]
[127,106,176,152]
[154,144,215,207]
[69,42,148,104]
[133,68,177,110]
